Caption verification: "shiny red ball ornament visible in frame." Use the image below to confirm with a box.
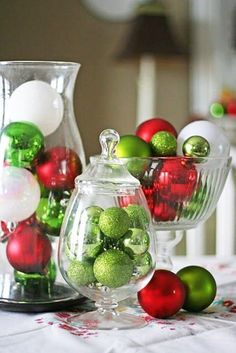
[136,117,177,143]
[36,146,82,190]
[138,270,186,318]
[154,158,197,202]
[153,201,177,222]
[6,224,52,273]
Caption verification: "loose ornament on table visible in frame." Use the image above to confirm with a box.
[5,80,64,136]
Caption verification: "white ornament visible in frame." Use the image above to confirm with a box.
[6,80,64,136]
[0,166,40,222]
[177,121,230,158]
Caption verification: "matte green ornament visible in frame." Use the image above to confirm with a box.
[36,191,71,236]
[150,131,177,156]
[67,259,96,286]
[133,252,153,278]
[182,135,210,159]
[99,207,130,239]
[93,249,134,288]
[122,228,150,256]
[0,121,44,168]
[125,158,150,179]
[177,265,217,312]
[115,135,152,158]
[124,204,149,229]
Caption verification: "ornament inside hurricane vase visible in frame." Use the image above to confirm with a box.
[0,61,86,311]
[58,129,156,330]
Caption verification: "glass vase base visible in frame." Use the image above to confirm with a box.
[0,278,85,312]
[67,309,147,330]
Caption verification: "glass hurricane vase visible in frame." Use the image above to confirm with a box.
[0,61,86,311]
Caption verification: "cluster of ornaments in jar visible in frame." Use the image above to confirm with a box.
[138,265,217,319]
[66,204,153,289]
[115,117,230,222]
[0,80,82,277]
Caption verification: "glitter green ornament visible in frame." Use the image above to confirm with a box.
[150,131,177,156]
[0,121,44,168]
[182,135,210,159]
[122,228,150,256]
[133,252,153,279]
[124,204,149,229]
[93,249,134,288]
[67,259,96,286]
[99,207,130,239]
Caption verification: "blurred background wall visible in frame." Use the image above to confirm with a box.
[0,0,189,159]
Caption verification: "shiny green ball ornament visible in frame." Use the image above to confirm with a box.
[182,135,210,159]
[133,252,153,278]
[36,191,70,236]
[93,249,133,288]
[124,204,149,229]
[177,265,217,312]
[67,259,96,286]
[183,183,207,219]
[122,228,150,256]
[0,121,44,168]
[99,207,130,239]
[14,259,57,293]
[150,131,177,156]
[115,135,152,158]
[81,206,103,224]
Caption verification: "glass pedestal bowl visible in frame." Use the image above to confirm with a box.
[122,156,231,269]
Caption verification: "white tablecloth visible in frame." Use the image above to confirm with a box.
[1,257,236,353]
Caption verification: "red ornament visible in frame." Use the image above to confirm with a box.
[154,158,197,202]
[136,117,177,143]
[138,270,186,318]
[6,224,52,273]
[226,99,236,117]
[36,146,82,190]
[153,201,177,222]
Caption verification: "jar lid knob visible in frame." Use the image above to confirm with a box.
[99,129,120,160]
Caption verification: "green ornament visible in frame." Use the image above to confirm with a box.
[124,204,149,229]
[93,249,134,288]
[0,121,44,168]
[36,191,70,236]
[14,259,56,294]
[99,207,130,239]
[122,228,150,256]
[150,131,177,156]
[183,182,207,219]
[177,265,217,312]
[125,158,150,179]
[210,102,225,118]
[81,206,103,224]
[115,135,152,158]
[133,252,153,278]
[67,259,96,286]
[182,135,210,159]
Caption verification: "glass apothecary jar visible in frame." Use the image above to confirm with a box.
[0,61,86,311]
[58,129,156,330]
